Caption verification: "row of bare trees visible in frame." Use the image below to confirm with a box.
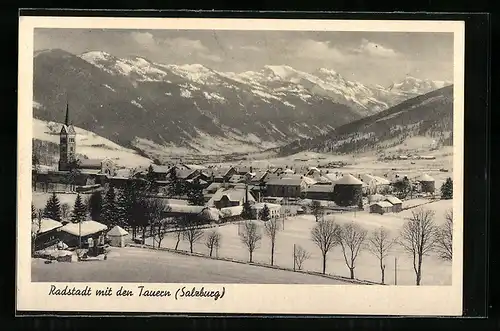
[310,207,453,285]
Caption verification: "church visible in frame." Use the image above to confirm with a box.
[33,104,116,192]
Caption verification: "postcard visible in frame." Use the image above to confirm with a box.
[18,15,464,315]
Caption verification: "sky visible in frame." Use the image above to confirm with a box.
[34,29,454,86]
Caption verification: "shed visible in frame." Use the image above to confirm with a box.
[385,196,403,212]
[107,225,129,248]
[59,220,108,248]
[369,201,393,214]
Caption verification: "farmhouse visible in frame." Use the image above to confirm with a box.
[211,166,238,183]
[32,218,63,250]
[208,187,256,209]
[266,178,308,198]
[58,220,108,248]
[369,201,393,214]
[251,202,281,220]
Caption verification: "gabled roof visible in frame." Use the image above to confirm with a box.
[219,205,243,217]
[208,187,255,205]
[335,174,363,185]
[183,164,207,170]
[151,164,171,174]
[60,124,76,135]
[176,168,197,179]
[60,220,107,237]
[385,196,403,204]
[205,182,222,192]
[32,218,63,234]
[371,201,393,208]
[107,225,129,237]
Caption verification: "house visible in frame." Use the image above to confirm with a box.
[304,184,335,200]
[219,206,243,222]
[211,167,238,183]
[237,166,253,176]
[369,201,393,214]
[385,196,403,212]
[266,178,308,198]
[208,187,256,209]
[418,174,436,193]
[148,164,172,181]
[229,174,247,184]
[32,218,63,250]
[163,204,220,222]
[58,220,108,248]
[251,203,281,220]
[250,171,269,184]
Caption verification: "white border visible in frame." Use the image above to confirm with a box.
[17,17,465,316]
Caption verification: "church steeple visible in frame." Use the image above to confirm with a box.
[64,102,69,126]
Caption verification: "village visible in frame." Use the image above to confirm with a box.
[31,107,454,286]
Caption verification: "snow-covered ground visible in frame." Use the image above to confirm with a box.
[32,246,350,284]
[33,118,152,168]
[147,199,453,286]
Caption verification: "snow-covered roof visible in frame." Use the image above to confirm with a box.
[60,124,76,135]
[371,201,393,208]
[176,169,197,179]
[60,220,108,237]
[368,194,385,202]
[252,202,281,210]
[267,178,306,186]
[205,182,222,192]
[419,174,435,182]
[107,225,129,237]
[372,175,391,185]
[220,205,243,217]
[151,164,171,174]
[302,176,317,185]
[32,218,63,234]
[335,174,363,185]
[283,168,295,174]
[208,187,256,205]
[166,204,206,214]
[202,208,220,221]
[385,196,403,205]
[323,173,342,182]
[183,164,207,170]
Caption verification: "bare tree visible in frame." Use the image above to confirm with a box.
[264,218,280,266]
[399,208,438,285]
[310,200,324,222]
[182,215,204,253]
[145,199,166,248]
[311,219,340,274]
[435,209,453,261]
[31,208,43,255]
[172,216,185,250]
[239,220,262,263]
[61,203,71,221]
[367,227,395,284]
[205,230,221,257]
[336,222,368,279]
[294,245,311,270]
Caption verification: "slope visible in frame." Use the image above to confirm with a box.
[275,85,454,157]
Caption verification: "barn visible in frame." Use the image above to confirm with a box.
[332,174,363,207]
[369,201,393,214]
[419,174,436,193]
[385,196,403,212]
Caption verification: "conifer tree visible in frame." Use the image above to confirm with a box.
[71,193,88,223]
[102,186,118,226]
[187,178,205,206]
[441,177,453,200]
[43,192,62,221]
[241,201,253,220]
[88,190,103,221]
[260,204,271,222]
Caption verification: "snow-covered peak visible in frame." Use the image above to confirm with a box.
[388,76,452,94]
[262,65,298,80]
[80,51,116,64]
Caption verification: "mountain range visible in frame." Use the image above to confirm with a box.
[33,48,451,159]
[273,85,454,157]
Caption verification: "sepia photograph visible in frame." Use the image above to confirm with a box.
[18,16,465,315]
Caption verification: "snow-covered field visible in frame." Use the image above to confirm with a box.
[31,246,350,284]
[33,118,152,168]
[147,199,453,286]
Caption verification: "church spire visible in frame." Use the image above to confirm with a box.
[64,102,69,126]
